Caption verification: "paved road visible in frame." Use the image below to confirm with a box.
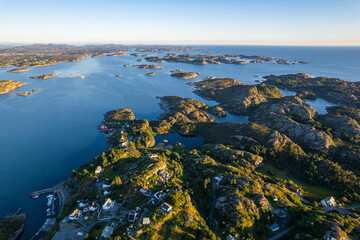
[268,228,291,240]
[324,204,360,213]
[209,178,218,232]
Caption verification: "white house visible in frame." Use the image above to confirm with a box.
[89,202,98,211]
[102,183,111,189]
[214,174,223,182]
[143,217,150,225]
[102,198,114,211]
[269,223,280,232]
[147,153,159,159]
[321,196,336,207]
[79,202,87,208]
[69,209,82,221]
[95,166,102,174]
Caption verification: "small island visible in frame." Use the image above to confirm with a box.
[29,73,57,79]
[0,80,29,95]
[170,72,199,79]
[16,89,38,97]
[130,53,141,57]
[123,64,131,67]
[6,68,31,73]
[107,53,126,57]
[146,72,155,76]
[115,75,121,78]
[133,64,163,70]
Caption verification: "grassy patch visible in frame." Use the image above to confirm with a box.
[85,222,107,240]
[257,162,335,200]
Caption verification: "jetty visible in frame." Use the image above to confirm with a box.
[30,182,69,210]
[30,182,63,198]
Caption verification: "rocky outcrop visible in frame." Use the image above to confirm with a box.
[323,115,360,142]
[158,96,226,124]
[170,72,200,79]
[188,78,283,114]
[191,122,305,156]
[29,73,57,79]
[133,64,162,70]
[104,109,135,121]
[320,106,360,143]
[249,96,333,150]
[201,144,263,167]
[0,80,29,94]
[16,89,38,96]
[263,73,360,107]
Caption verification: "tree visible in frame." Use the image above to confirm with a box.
[112,176,122,186]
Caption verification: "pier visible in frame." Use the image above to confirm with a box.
[30,182,65,198]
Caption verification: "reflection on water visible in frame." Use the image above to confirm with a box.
[305,98,339,115]
[214,112,249,123]
[278,88,338,115]
[278,88,296,97]
[154,133,203,149]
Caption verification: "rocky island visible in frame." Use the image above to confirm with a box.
[107,53,127,57]
[145,72,155,76]
[6,68,31,73]
[170,72,199,79]
[29,73,57,79]
[0,80,28,95]
[16,89,38,97]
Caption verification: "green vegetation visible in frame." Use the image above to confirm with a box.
[85,222,107,239]
[257,162,335,199]
[0,214,25,240]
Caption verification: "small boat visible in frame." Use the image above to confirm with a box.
[31,195,39,199]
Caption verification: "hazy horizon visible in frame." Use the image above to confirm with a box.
[0,0,359,46]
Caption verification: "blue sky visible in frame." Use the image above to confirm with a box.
[0,0,359,45]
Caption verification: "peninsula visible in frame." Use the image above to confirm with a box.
[0,80,28,95]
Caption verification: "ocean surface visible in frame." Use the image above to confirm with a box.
[0,45,359,239]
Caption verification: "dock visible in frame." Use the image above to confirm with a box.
[30,182,65,198]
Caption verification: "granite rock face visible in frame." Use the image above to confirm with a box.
[249,96,333,150]
[158,96,226,124]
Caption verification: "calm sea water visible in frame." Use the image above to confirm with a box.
[0,46,359,239]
